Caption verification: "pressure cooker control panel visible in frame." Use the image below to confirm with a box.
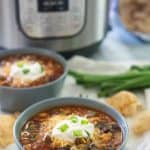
[38,0,69,12]
[17,0,86,38]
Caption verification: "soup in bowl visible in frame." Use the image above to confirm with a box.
[14,97,128,150]
[0,48,67,112]
[0,53,64,88]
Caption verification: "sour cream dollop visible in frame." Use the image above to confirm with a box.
[52,115,94,142]
[10,61,45,83]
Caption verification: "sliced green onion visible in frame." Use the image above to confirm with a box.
[22,69,30,74]
[69,115,78,123]
[81,119,89,125]
[85,130,90,137]
[17,61,24,68]
[73,130,83,137]
[40,65,44,73]
[59,124,69,132]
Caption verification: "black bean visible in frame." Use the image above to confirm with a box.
[96,122,121,134]
[44,135,52,144]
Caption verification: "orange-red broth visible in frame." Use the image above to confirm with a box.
[20,106,123,150]
[0,54,64,88]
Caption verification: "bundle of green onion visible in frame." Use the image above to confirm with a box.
[69,65,150,97]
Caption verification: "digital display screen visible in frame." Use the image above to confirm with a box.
[38,0,69,12]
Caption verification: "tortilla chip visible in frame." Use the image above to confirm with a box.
[132,110,150,136]
[107,91,143,117]
[0,113,19,148]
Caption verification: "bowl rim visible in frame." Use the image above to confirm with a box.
[13,97,129,150]
[0,47,68,90]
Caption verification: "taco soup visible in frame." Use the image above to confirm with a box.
[0,54,64,88]
[20,106,123,150]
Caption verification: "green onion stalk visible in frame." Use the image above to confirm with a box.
[69,65,150,97]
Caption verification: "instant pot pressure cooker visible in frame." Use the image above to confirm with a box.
[0,0,108,52]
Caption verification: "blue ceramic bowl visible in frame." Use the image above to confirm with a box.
[0,48,67,112]
[14,97,128,150]
[110,0,150,43]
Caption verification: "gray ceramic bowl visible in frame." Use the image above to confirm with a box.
[14,97,128,150]
[0,48,67,112]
